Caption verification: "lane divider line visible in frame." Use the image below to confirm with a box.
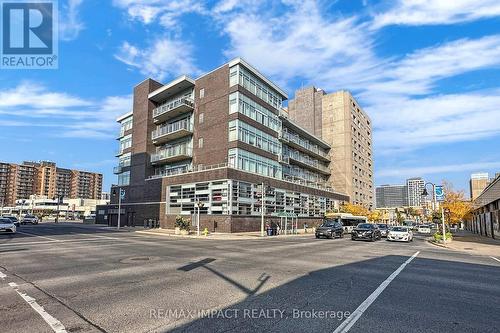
[333,251,420,333]
[490,256,500,263]
[8,282,67,333]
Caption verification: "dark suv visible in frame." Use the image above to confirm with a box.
[351,223,381,241]
[315,221,344,239]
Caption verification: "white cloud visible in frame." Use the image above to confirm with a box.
[378,161,500,178]
[0,83,132,139]
[59,0,85,41]
[112,0,206,28]
[371,0,500,29]
[218,0,377,88]
[115,39,199,81]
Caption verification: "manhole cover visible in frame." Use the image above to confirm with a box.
[120,256,160,264]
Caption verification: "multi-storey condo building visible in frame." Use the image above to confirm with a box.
[108,58,349,232]
[376,184,408,208]
[288,87,374,209]
[470,173,489,201]
[406,177,425,207]
[0,161,103,206]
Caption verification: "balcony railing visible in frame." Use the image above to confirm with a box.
[280,130,329,160]
[151,145,192,163]
[152,118,192,143]
[285,151,330,174]
[152,97,194,122]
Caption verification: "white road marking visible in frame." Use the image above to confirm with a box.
[0,238,116,248]
[17,231,60,242]
[490,256,500,263]
[8,282,67,333]
[333,251,420,333]
[0,271,6,279]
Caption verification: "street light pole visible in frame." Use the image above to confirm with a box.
[117,188,122,230]
[196,201,204,236]
[441,206,446,242]
[261,182,265,237]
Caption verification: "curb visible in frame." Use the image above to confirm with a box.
[134,230,316,240]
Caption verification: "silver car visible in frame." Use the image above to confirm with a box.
[0,217,17,234]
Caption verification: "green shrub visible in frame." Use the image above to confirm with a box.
[433,232,453,242]
[175,215,191,231]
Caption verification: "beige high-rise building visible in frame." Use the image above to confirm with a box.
[0,160,103,206]
[470,173,489,201]
[288,88,374,209]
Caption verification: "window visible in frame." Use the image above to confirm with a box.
[198,137,204,148]
[117,171,130,186]
[229,65,283,109]
[228,148,282,179]
[119,134,132,152]
[228,119,280,155]
[199,113,204,124]
[228,91,280,132]
[199,88,205,98]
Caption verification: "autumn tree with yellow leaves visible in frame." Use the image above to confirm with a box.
[339,203,370,217]
[441,181,473,225]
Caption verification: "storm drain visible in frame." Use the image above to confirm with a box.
[120,256,160,264]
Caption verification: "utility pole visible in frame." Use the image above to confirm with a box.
[196,201,204,236]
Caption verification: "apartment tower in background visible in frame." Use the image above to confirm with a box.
[288,88,374,209]
[406,177,425,207]
[0,161,103,206]
[376,184,408,208]
[470,173,489,201]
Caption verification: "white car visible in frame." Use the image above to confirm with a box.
[21,214,39,225]
[387,226,413,242]
[418,224,431,234]
[0,217,17,234]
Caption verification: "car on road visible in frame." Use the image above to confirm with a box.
[377,223,389,237]
[2,215,20,228]
[315,221,344,239]
[387,226,413,242]
[418,224,432,234]
[21,214,39,225]
[351,223,381,241]
[0,217,17,234]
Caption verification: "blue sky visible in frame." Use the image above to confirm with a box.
[1,0,499,197]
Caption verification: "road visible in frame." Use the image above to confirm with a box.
[0,223,499,333]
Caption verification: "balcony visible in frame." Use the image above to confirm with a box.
[113,166,123,174]
[152,119,192,144]
[286,152,331,175]
[153,97,194,123]
[279,130,330,162]
[151,145,192,164]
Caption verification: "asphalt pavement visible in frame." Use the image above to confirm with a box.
[0,222,499,333]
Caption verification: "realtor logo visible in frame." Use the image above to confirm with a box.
[1,1,58,69]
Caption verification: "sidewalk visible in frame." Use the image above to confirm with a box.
[429,231,500,257]
[135,228,316,240]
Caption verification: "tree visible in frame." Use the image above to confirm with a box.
[368,210,382,222]
[340,203,370,217]
[441,181,473,225]
[395,208,404,225]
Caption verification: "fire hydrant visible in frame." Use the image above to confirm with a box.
[202,227,209,236]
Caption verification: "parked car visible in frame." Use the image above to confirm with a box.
[315,221,344,239]
[377,223,389,237]
[387,226,413,242]
[351,223,381,241]
[418,224,432,234]
[0,217,17,234]
[21,214,39,225]
[2,215,20,228]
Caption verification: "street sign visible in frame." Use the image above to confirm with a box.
[435,185,445,202]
